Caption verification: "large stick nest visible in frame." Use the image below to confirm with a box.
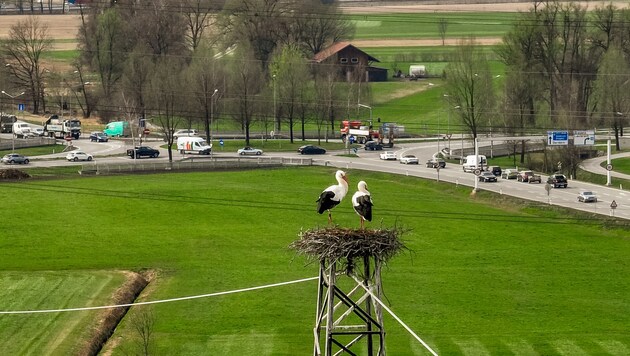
[290,226,407,263]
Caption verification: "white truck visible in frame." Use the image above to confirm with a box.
[177,136,212,155]
[462,154,487,173]
[12,122,34,138]
[44,115,81,139]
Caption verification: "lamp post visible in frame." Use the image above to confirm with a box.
[273,74,277,134]
[1,90,26,152]
[357,103,372,125]
[211,89,218,157]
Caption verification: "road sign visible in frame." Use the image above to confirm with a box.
[606,164,613,171]
[18,103,25,111]
[574,130,595,146]
[143,129,150,135]
[474,169,481,176]
[610,200,617,209]
[219,139,224,146]
[547,131,568,145]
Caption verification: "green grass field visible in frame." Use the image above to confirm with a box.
[0,271,128,354]
[350,12,516,40]
[611,157,630,175]
[1,167,629,354]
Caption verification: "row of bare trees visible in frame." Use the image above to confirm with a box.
[0,0,361,160]
[444,1,630,174]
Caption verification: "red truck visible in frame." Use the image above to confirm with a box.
[340,120,379,144]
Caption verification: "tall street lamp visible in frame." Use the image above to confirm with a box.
[273,74,278,135]
[357,103,372,125]
[211,89,218,157]
[1,90,26,152]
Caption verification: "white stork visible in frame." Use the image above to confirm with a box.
[352,180,373,229]
[316,170,349,224]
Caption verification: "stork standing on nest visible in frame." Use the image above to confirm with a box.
[316,170,349,224]
[352,180,373,229]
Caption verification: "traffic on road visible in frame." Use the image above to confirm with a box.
[1,132,628,220]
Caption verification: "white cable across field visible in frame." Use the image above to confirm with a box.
[0,276,319,315]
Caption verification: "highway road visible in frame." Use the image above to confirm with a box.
[2,134,629,220]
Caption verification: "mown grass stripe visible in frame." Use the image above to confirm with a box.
[596,340,630,356]
[503,338,538,355]
[453,338,491,355]
[552,339,588,355]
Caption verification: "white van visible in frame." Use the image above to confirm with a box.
[177,136,212,155]
[462,154,487,172]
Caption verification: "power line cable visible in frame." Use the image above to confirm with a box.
[0,276,319,315]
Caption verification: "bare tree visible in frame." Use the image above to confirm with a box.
[591,46,630,151]
[181,0,221,51]
[2,16,52,114]
[438,18,448,46]
[147,58,184,162]
[78,5,129,118]
[220,0,293,66]
[129,0,189,57]
[313,65,343,144]
[128,307,156,356]
[270,44,311,143]
[186,45,227,143]
[294,0,355,56]
[228,45,264,145]
[119,49,154,123]
[445,37,495,139]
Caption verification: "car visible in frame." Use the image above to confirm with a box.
[31,127,45,136]
[173,129,199,139]
[399,154,419,164]
[578,191,597,203]
[298,145,326,155]
[89,131,109,142]
[237,146,263,155]
[426,157,446,168]
[489,166,502,176]
[66,151,93,162]
[547,174,568,188]
[1,153,29,165]
[517,170,541,183]
[127,146,160,158]
[379,151,396,160]
[478,171,498,182]
[364,141,383,151]
[501,169,519,179]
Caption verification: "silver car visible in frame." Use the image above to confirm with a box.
[578,191,597,203]
[1,153,29,165]
[237,146,263,155]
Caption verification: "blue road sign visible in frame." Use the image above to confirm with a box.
[18,103,25,111]
[547,131,568,146]
[219,139,224,146]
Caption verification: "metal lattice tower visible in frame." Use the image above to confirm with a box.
[313,255,386,356]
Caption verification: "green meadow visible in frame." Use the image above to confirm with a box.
[350,12,516,40]
[611,157,630,175]
[1,167,629,354]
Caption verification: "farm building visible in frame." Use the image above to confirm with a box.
[312,42,388,82]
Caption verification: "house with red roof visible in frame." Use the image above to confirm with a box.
[312,42,388,82]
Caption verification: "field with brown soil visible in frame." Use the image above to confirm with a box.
[1,1,627,50]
